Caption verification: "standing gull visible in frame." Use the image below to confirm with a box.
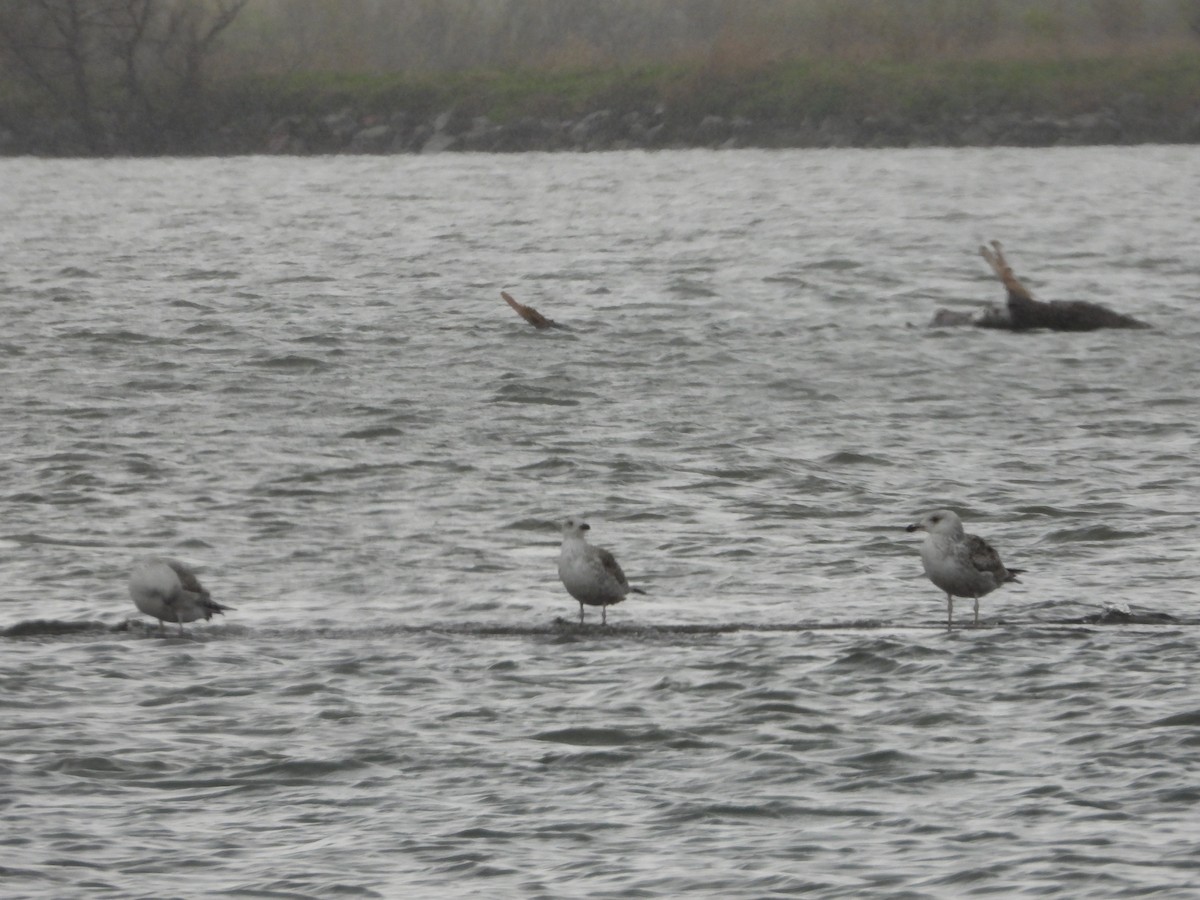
[906,510,1023,629]
[558,517,645,625]
[129,557,232,634]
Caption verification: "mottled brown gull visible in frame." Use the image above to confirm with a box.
[129,557,232,634]
[906,510,1023,629]
[557,517,645,625]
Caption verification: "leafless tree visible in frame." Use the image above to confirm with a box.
[1176,0,1200,36]
[0,0,247,152]
[0,1,102,149]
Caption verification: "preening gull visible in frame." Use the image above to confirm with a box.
[906,510,1023,629]
[558,517,645,625]
[129,557,232,634]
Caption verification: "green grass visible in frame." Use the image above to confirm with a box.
[208,51,1200,127]
[8,49,1198,152]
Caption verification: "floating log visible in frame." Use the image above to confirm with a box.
[1065,606,1179,626]
[930,241,1150,331]
[501,290,558,329]
[981,241,1149,330]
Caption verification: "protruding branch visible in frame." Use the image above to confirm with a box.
[501,290,557,329]
[979,240,1034,303]
[974,240,1149,331]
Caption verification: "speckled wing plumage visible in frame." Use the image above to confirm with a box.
[964,534,1006,584]
[161,558,232,620]
[909,509,1024,629]
[596,548,630,590]
[600,547,646,596]
[964,533,1022,586]
[164,558,210,600]
[557,520,647,625]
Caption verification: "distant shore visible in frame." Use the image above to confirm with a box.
[3,53,1199,156]
[250,104,1196,156]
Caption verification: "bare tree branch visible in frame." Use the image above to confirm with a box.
[0,0,247,152]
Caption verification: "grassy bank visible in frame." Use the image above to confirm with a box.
[4,49,1199,155]
[215,52,1200,128]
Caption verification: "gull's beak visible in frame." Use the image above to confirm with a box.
[905,523,924,533]
[580,523,590,531]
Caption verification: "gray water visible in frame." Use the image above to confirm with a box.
[2,147,1199,898]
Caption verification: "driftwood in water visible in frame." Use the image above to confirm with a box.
[931,242,1149,331]
[1065,605,1179,625]
[501,290,558,329]
[982,241,1149,330]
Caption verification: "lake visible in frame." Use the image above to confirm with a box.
[2,146,1199,897]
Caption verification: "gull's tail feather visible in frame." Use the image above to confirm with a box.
[201,598,235,618]
[630,587,647,595]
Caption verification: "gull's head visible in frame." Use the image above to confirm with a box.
[906,509,963,537]
[561,517,591,539]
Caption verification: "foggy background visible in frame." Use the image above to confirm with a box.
[232,0,1199,73]
[1,1,1198,154]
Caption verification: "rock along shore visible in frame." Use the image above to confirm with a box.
[3,94,1199,156]
[259,100,1200,154]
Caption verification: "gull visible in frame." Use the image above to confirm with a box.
[129,557,232,634]
[905,510,1023,629]
[558,517,645,625]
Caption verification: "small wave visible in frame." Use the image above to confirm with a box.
[5,491,46,502]
[268,274,335,284]
[533,726,661,746]
[805,257,861,271]
[1146,710,1200,728]
[260,461,406,488]
[297,333,344,346]
[2,533,109,547]
[1132,255,1183,270]
[1042,525,1144,543]
[448,827,516,840]
[825,646,904,673]
[61,329,160,344]
[762,273,809,286]
[172,268,241,281]
[252,354,331,371]
[819,450,893,466]
[505,516,560,531]
[42,753,140,775]
[514,457,577,475]
[121,378,194,392]
[2,619,118,637]
[489,383,579,406]
[533,724,707,751]
[661,801,785,826]
[841,748,921,770]
[666,279,718,298]
[1013,505,1083,518]
[340,426,404,439]
[238,757,362,783]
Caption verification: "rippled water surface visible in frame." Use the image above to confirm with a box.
[2,147,1199,897]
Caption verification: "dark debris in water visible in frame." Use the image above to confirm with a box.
[0,618,236,639]
[4,610,1197,641]
[1060,608,1180,626]
[416,613,1200,639]
[1,618,123,637]
[435,617,897,639]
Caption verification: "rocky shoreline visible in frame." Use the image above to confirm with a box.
[4,97,1199,157]
[266,103,1198,155]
